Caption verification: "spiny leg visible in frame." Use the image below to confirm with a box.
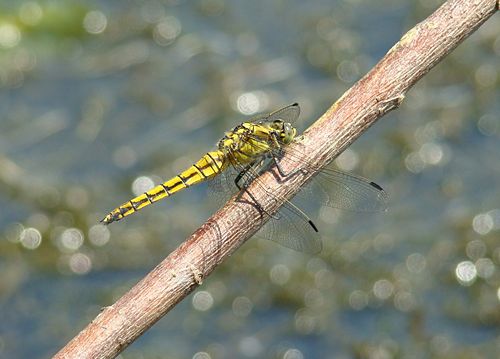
[229,143,318,234]
[269,132,306,178]
[233,157,317,234]
[267,134,318,232]
[232,159,280,220]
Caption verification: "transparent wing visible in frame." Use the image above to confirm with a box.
[207,105,387,253]
[256,202,323,254]
[271,142,389,212]
[232,154,323,254]
[298,167,388,212]
[246,103,387,210]
[207,153,262,206]
[264,103,300,123]
[235,161,323,254]
[247,103,301,125]
[208,146,322,253]
[207,165,240,206]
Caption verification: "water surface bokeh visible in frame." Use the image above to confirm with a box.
[1,1,499,358]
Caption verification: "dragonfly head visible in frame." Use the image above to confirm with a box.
[272,120,297,144]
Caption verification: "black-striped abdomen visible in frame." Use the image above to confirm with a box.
[101,150,227,224]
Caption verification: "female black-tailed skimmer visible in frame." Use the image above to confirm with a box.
[102,103,388,253]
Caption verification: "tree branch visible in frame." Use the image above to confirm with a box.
[53,1,498,358]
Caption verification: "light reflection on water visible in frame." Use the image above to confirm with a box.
[0,0,499,358]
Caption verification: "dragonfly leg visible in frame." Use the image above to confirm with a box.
[234,162,255,190]
[271,151,305,179]
[234,161,280,220]
[267,135,319,233]
[268,133,306,178]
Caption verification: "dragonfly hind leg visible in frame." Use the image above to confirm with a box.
[234,162,257,190]
[271,151,307,179]
[266,142,319,233]
[234,161,281,221]
[234,160,318,234]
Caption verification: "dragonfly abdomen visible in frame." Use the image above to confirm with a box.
[101,151,227,224]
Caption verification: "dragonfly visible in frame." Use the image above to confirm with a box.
[101,103,388,253]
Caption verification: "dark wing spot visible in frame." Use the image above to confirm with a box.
[369,181,384,191]
[308,220,319,232]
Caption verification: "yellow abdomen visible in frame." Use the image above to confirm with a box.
[102,121,279,224]
[101,150,227,224]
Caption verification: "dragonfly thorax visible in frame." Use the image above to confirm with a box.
[217,120,298,167]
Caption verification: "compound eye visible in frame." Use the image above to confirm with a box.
[272,119,284,129]
[280,122,296,144]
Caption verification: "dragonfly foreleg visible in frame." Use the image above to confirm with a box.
[268,132,307,179]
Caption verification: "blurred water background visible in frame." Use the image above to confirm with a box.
[0,1,499,358]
